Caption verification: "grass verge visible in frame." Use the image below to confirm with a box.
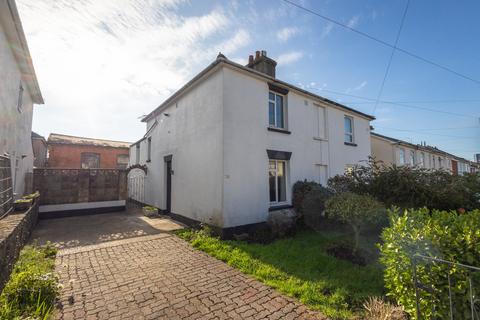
[0,243,59,319]
[176,227,384,319]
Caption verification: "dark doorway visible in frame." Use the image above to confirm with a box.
[164,155,172,213]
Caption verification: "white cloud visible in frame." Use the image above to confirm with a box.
[17,0,249,142]
[320,23,334,39]
[347,15,360,28]
[276,27,299,42]
[276,51,304,65]
[346,81,367,93]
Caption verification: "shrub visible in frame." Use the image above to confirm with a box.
[292,180,324,214]
[327,158,479,211]
[0,243,59,319]
[302,184,334,231]
[379,209,480,319]
[325,192,386,254]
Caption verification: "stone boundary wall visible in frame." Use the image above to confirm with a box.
[33,168,127,205]
[0,200,39,291]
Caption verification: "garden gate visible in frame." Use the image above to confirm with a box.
[413,254,480,319]
[0,155,13,219]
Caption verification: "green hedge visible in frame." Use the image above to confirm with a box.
[0,243,58,319]
[379,209,480,319]
[328,158,480,211]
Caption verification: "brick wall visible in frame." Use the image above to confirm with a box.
[33,168,127,205]
[47,144,129,169]
[0,200,39,291]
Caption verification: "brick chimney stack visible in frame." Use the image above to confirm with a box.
[246,50,277,78]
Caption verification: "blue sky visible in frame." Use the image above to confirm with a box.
[18,0,479,160]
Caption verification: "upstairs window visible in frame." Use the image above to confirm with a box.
[409,150,415,165]
[268,91,285,129]
[81,153,100,169]
[399,148,405,165]
[147,137,152,162]
[419,152,425,167]
[17,82,24,113]
[344,116,354,143]
[116,154,129,169]
[135,144,140,164]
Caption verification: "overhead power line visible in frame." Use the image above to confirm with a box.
[282,0,480,86]
[372,0,410,115]
[314,88,478,118]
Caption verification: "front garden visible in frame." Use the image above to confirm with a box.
[178,160,480,319]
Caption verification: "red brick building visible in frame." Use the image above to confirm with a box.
[47,133,130,169]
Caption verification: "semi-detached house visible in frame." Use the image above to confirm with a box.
[130,51,374,233]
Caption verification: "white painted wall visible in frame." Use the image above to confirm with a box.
[221,66,371,228]
[0,20,34,197]
[130,67,224,226]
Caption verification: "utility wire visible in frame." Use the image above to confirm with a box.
[282,0,480,86]
[372,0,410,115]
[314,87,478,118]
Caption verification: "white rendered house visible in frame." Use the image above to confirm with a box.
[0,0,43,197]
[130,51,374,232]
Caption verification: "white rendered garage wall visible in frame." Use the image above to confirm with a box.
[132,67,225,226]
[221,66,371,228]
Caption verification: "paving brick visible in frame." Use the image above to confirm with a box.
[55,234,325,319]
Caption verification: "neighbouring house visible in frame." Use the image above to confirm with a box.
[47,134,130,169]
[31,131,47,168]
[130,50,374,232]
[371,132,473,174]
[0,0,44,199]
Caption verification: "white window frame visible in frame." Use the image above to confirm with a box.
[135,144,140,164]
[17,82,24,113]
[147,137,152,162]
[268,91,286,129]
[399,148,405,165]
[269,159,288,205]
[409,150,415,166]
[344,115,354,143]
[419,152,425,167]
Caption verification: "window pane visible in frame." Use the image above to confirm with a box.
[275,95,284,128]
[344,117,352,132]
[269,92,275,101]
[269,161,276,202]
[269,102,275,126]
[277,161,286,202]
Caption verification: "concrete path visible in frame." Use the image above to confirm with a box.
[32,210,324,319]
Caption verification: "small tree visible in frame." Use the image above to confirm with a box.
[325,192,386,253]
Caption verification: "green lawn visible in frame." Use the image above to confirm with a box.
[176,227,384,319]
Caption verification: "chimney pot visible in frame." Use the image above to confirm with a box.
[261,50,267,56]
[248,55,254,64]
[246,50,277,78]
[255,51,260,59]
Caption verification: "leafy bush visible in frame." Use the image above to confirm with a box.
[325,192,386,254]
[380,209,480,319]
[302,184,334,231]
[327,158,480,211]
[0,243,59,319]
[292,180,324,214]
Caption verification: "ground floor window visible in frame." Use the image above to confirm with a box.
[269,160,287,203]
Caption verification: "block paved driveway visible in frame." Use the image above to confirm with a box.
[51,217,325,319]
